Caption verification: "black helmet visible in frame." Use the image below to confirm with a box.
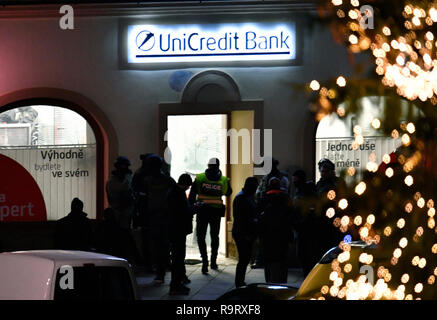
[114,156,131,168]
[178,173,193,187]
[148,154,163,170]
[140,153,153,161]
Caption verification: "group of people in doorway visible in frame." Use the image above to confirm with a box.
[54,153,344,295]
[232,157,344,287]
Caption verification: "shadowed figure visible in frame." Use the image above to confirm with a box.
[315,159,345,263]
[252,157,290,269]
[232,177,259,287]
[142,155,176,284]
[132,153,154,270]
[258,177,293,284]
[167,173,194,295]
[54,198,93,251]
[106,156,135,230]
[291,169,317,277]
[94,207,137,262]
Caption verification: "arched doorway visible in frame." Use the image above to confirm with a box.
[0,105,97,220]
[314,96,421,183]
[159,70,264,258]
[0,88,117,250]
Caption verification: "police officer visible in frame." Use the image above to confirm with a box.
[189,158,232,274]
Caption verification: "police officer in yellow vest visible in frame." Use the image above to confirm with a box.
[189,158,232,274]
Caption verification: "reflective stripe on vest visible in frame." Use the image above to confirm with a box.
[197,197,224,205]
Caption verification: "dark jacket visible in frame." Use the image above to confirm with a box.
[232,189,258,239]
[131,167,148,228]
[168,185,194,238]
[293,181,317,232]
[315,176,344,196]
[54,210,93,251]
[142,173,176,226]
[315,177,344,252]
[256,170,290,208]
[94,217,126,258]
[258,191,293,262]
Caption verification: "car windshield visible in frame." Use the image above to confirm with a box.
[54,266,134,300]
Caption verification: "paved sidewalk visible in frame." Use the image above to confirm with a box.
[134,256,305,300]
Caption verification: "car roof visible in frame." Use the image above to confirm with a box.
[2,250,127,264]
[0,250,134,300]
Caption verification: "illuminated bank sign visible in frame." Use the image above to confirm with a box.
[127,23,296,64]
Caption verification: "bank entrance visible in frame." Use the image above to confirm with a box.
[167,114,228,259]
[160,104,262,259]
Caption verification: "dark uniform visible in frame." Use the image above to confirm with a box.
[253,158,289,268]
[131,153,153,269]
[258,178,293,284]
[292,170,318,277]
[232,177,258,287]
[168,177,193,294]
[141,155,176,283]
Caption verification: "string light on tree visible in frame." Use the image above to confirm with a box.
[312,0,437,300]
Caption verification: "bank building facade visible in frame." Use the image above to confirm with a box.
[0,0,401,258]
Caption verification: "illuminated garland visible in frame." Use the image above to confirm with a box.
[325,0,437,102]
[305,0,437,300]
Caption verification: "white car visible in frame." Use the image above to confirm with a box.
[0,250,138,300]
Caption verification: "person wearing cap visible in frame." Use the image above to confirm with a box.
[258,177,293,284]
[188,158,232,274]
[105,156,135,230]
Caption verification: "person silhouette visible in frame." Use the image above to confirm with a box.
[142,155,176,284]
[95,208,131,260]
[252,157,289,269]
[54,198,93,251]
[258,178,293,284]
[232,177,259,287]
[106,156,135,230]
[168,173,193,295]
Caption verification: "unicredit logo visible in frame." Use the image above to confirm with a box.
[128,23,296,63]
[136,30,155,51]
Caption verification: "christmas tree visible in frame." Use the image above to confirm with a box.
[307,0,437,300]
